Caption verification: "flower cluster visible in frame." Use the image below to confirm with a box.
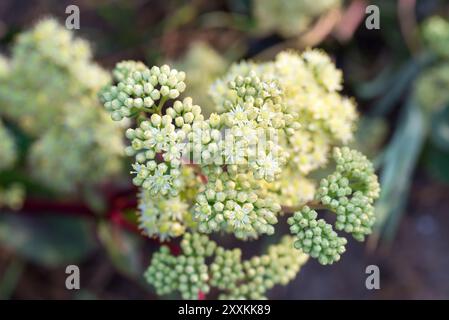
[145,233,308,300]
[288,147,379,265]
[212,50,357,175]
[100,64,186,121]
[317,147,380,241]
[137,168,199,241]
[0,18,109,135]
[210,247,245,291]
[416,63,449,112]
[193,170,281,239]
[288,206,347,265]
[0,18,124,193]
[144,233,215,299]
[102,48,379,299]
[422,16,449,59]
[253,0,342,37]
[416,16,449,112]
[210,49,357,210]
[220,236,308,299]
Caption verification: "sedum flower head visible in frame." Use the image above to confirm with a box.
[0,18,110,135]
[211,49,357,175]
[422,16,449,58]
[0,18,123,193]
[415,62,449,112]
[105,49,380,299]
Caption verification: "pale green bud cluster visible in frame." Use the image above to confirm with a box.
[112,60,148,83]
[422,16,449,58]
[253,0,342,37]
[219,236,309,299]
[145,233,308,300]
[193,170,281,239]
[317,147,380,241]
[416,16,449,112]
[0,120,17,170]
[416,63,449,112]
[288,206,347,265]
[145,233,216,299]
[100,63,186,121]
[210,247,245,290]
[0,183,25,210]
[288,147,379,264]
[174,42,228,116]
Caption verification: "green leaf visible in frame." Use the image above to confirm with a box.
[0,212,96,267]
[370,52,435,116]
[373,98,427,243]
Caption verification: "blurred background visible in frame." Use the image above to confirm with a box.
[0,0,448,299]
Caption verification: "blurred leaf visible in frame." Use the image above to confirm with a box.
[350,116,388,159]
[0,213,96,267]
[97,221,143,278]
[355,63,395,99]
[373,98,427,243]
[370,52,434,116]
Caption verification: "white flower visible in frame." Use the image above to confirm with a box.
[229,204,252,229]
[146,169,174,195]
[254,152,280,181]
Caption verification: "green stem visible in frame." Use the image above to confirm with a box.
[156,96,168,115]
